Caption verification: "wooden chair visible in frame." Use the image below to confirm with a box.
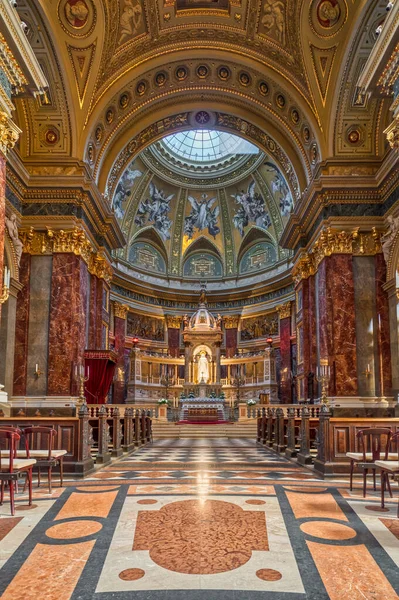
[376,431,399,517]
[346,428,392,497]
[23,427,67,493]
[0,429,36,516]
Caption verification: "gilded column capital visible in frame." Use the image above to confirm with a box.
[19,226,113,283]
[292,227,382,285]
[166,315,182,328]
[113,302,130,320]
[223,315,240,329]
[385,115,399,150]
[0,111,20,157]
[276,301,291,320]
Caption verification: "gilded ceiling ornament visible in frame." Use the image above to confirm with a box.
[118,0,144,44]
[385,116,399,150]
[195,111,210,125]
[218,66,230,81]
[291,108,300,124]
[119,93,130,109]
[175,66,187,81]
[347,128,361,145]
[196,65,209,79]
[155,72,167,87]
[106,108,114,124]
[310,143,318,165]
[259,0,286,45]
[58,0,96,37]
[302,127,311,143]
[276,301,291,320]
[87,143,94,163]
[113,302,130,319]
[0,111,19,156]
[239,72,251,87]
[258,81,269,96]
[95,126,103,143]
[44,128,59,145]
[136,80,147,96]
[276,94,286,108]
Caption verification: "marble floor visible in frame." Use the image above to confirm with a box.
[0,439,399,599]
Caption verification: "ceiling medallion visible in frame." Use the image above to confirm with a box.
[175,66,188,81]
[302,126,311,143]
[291,108,300,125]
[106,108,114,125]
[196,65,209,79]
[136,81,147,96]
[239,72,251,87]
[155,72,168,87]
[119,93,130,109]
[310,143,318,165]
[258,81,269,96]
[276,94,286,109]
[195,111,211,125]
[57,0,96,38]
[218,66,230,81]
[310,0,347,38]
[95,125,103,143]
[87,143,95,163]
[346,127,362,145]
[44,127,59,146]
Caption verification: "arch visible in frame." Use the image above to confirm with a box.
[237,227,277,263]
[128,226,168,268]
[183,236,222,261]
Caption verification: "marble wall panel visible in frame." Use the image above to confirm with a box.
[375,254,392,396]
[225,328,237,358]
[13,254,31,395]
[388,290,399,397]
[26,256,52,396]
[113,315,127,404]
[47,254,89,395]
[0,156,5,322]
[168,328,180,358]
[0,292,17,394]
[279,316,291,403]
[353,257,378,396]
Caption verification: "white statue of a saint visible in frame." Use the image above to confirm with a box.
[198,352,209,383]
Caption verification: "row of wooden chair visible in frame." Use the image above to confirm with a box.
[0,426,67,515]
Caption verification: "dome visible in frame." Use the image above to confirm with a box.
[189,306,216,331]
[111,125,294,296]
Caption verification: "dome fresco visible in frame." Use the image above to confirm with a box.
[112,130,294,289]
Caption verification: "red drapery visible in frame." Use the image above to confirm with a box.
[84,350,117,404]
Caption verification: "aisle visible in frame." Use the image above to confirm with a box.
[0,439,398,599]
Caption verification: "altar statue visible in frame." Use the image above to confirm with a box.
[198,351,209,383]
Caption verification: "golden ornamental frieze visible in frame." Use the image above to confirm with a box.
[19,226,113,283]
[292,227,383,284]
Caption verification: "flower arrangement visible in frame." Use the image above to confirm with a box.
[188,391,195,399]
[158,398,169,405]
[247,399,257,406]
[209,391,216,399]
[180,393,187,400]
[219,391,225,400]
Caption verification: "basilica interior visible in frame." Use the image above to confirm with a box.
[0,0,399,598]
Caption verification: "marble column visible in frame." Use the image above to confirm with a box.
[215,342,221,383]
[297,275,317,400]
[167,317,181,358]
[316,255,358,396]
[0,278,22,394]
[184,342,190,382]
[13,253,31,395]
[277,302,292,403]
[113,302,129,404]
[375,254,392,396]
[224,316,239,358]
[47,254,89,395]
[88,275,108,349]
[387,283,399,398]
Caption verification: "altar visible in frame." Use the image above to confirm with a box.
[179,397,226,423]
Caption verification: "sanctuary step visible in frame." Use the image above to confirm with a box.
[153,422,257,439]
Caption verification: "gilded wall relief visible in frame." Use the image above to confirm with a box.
[134,182,174,241]
[240,313,279,341]
[258,0,286,45]
[309,0,347,38]
[127,313,165,340]
[239,242,277,274]
[58,0,96,37]
[231,182,271,237]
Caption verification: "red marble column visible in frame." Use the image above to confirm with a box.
[298,275,317,400]
[47,254,89,395]
[88,275,109,349]
[0,155,5,322]
[13,253,31,395]
[375,253,392,396]
[113,304,128,404]
[168,328,180,358]
[317,255,358,396]
[225,328,238,358]
[278,303,292,403]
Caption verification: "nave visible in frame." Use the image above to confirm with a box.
[0,439,398,600]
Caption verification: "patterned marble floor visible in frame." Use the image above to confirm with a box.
[1,438,399,599]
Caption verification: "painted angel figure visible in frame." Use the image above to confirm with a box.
[135,182,173,241]
[262,0,285,44]
[184,193,220,239]
[232,182,271,237]
[119,0,143,44]
[112,167,141,220]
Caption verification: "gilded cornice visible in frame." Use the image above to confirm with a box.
[0,111,20,156]
[276,301,291,320]
[292,227,382,285]
[19,226,113,283]
[224,315,240,329]
[113,301,129,319]
[165,315,182,329]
